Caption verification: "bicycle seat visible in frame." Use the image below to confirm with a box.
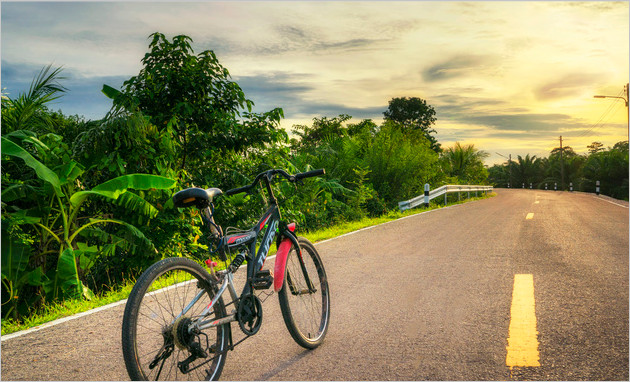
[173,187,223,208]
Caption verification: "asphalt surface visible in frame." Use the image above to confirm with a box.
[1,189,628,381]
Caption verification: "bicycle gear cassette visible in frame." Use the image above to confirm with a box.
[171,316,194,350]
[237,294,263,336]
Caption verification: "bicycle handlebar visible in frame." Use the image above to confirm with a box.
[225,168,325,196]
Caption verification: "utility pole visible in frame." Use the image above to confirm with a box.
[559,136,565,190]
[496,152,512,187]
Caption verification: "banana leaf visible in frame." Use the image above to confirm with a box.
[1,137,62,197]
[69,174,175,207]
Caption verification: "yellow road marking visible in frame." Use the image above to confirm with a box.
[506,274,540,368]
[526,213,534,219]
[534,201,540,204]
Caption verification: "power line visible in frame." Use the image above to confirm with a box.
[576,88,626,139]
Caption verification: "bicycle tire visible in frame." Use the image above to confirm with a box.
[278,237,330,349]
[122,257,228,381]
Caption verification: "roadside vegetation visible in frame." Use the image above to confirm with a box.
[1,191,493,335]
[488,142,628,200]
[1,32,625,332]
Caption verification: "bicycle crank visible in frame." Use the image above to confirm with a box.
[237,294,263,336]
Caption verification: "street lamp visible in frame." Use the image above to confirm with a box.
[594,83,629,140]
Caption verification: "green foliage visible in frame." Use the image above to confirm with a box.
[291,114,352,149]
[488,141,628,199]
[72,111,177,186]
[1,65,67,135]
[106,32,287,180]
[2,128,175,318]
[582,142,629,199]
[365,122,440,206]
[383,97,441,153]
[1,224,44,320]
[440,142,489,184]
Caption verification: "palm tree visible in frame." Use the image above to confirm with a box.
[441,142,489,183]
[1,64,66,133]
[513,154,542,188]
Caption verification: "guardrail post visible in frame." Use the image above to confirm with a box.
[458,187,461,201]
[596,180,600,195]
[554,182,557,191]
[424,183,430,207]
[522,183,525,189]
[530,182,532,189]
[545,183,548,190]
[569,182,573,192]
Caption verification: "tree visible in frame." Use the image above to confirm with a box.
[440,142,489,184]
[587,141,605,155]
[513,154,542,187]
[105,33,287,177]
[291,114,352,149]
[383,97,441,152]
[365,121,439,204]
[1,65,67,135]
[583,141,629,199]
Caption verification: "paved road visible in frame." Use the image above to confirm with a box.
[1,189,628,380]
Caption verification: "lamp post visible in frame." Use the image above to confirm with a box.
[594,83,629,140]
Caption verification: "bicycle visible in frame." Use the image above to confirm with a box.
[121,168,330,381]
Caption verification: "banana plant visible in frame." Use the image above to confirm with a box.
[1,133,176,303]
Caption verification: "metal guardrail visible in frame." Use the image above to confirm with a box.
[398,184,493,211]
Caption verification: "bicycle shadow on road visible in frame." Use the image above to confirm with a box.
[254,349,311,380]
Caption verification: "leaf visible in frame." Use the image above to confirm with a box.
[102,84,121,100]
[1,137,62,197]
[1,184,36,203]
[4,130,38,141]
[1,234,30,283]
[54,248,83,300]
[27,267,45,286]
[69,174,176,207]
[2,210,42,225]
[57,161,85,185]
[114,191,160,218]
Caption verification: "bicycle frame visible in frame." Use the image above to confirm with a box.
[187,183,308,333]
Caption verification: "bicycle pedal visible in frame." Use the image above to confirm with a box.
[252,269,273,290]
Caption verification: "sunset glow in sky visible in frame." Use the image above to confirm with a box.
[2,1,628,165]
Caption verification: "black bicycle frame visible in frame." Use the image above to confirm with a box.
[249,205,280,276]
[213,170,315,299]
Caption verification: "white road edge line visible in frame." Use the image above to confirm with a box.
[593,195,629,209]
[1,199,481,341]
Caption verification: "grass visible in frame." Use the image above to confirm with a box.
[1,192,495,336]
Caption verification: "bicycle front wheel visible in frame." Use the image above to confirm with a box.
[278,237,330,349]
[122,257,228,381]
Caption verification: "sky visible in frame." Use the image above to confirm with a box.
[1,1,629,165]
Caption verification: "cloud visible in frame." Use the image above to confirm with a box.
[431,93,592,143]
[534,73,604,100]
[235,72,385,121]
[248,24,389,56]
[422,54,495,82]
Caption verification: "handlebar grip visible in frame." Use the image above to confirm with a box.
[294,168,325,180]
[225,185,251,196]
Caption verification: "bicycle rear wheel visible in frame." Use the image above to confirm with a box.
[278,237,330,349]
[122,257,228,381]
